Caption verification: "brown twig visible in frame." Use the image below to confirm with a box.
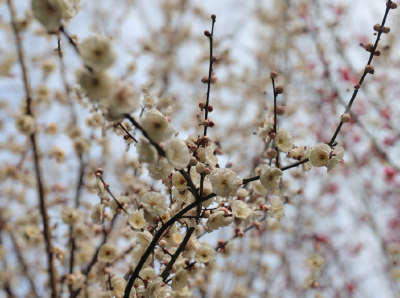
[7,1,58,297]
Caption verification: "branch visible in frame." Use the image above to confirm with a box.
[203,15,216,137]
[328,1,393,146]
[6,1,58,297]
[123,192,217,298]
[118,122,138,143]
[124,113,165,157]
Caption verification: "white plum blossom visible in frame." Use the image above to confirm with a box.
[172,171,187,191]
[302,147,313,172]
[259,165,282,192]
[147,159,173,180]
[142,277,164,298]
[209,168,243,198]
[143,94,156,110]
[77,69,113,102]
[231,200,252,220]
[106,81,140,121]
[165,138,190,169]
[139,268,158,281]
[251,180,268,196]
[195,244,217,263]
[60,0,81,19]
[93,178,105,198]
[257,116,275,138]
[136,231,153,247]
[78,35,116,71]
[275,128,294,152]
[90,203,104,225]
[139,109,173,143]
[128,211,147,230]
[15,115,36,135]
[206,211,233,232]
[269,197,285,220]
[172,268,188,291]
[140,192,168,218]
[327,146,345,172]
[309,143,332,167]
[98,243,118,262]
[31,0,63,30]
[135,139,158,165]
[61,207,81,225]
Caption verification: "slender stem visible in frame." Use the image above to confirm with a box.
[160,227,195,281]
[203,17,216,137]
[328,1,392,146]
[7,1,58,297]
[99,176,130,215]
[271,77,279,167]
[124,113,165,157]
[118,122,138,143]
[9,231,39,297]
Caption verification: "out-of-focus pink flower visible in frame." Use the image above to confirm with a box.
[384,167,397,183]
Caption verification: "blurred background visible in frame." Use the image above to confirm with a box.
[0,0,399,297]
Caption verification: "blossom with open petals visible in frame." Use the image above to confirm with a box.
[147,159,173,180]
[165,138,190,169]
[269,197,285,220]
[128,211,147,230]
[139,109,173,143]
[140,192,168,218]
[172,268,188,291]
[32,0,63,30]
[135,139,158,165]
[206,211,233,232]
[78,35,115,71]
[327,146,344,172]
[309,143,331,167]
[195,244,217,263]
[210,168,242,198]
[98,243,118,262]
[260,165,282,192]
[231,200,252,220]
[275,129,294,152]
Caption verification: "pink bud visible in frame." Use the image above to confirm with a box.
[276,106,285,115]
[201,76,209,84]
[204,168,211,175]
[204,30,211,37]
[269,132,276,139]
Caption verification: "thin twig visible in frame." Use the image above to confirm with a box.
[7,1,58,297]
[203,16,216,137]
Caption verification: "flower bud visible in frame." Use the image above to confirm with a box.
[190,145,197,152]
[365,43,374,52]
[204,168,211,175]
[196,162,205,173]
[275,85,284,94]
[365,65,375,74]
[354,84,360,90]
[382,26,390,34]
[199,102,205,110]
[270,71,278,79]
[265,148,278,158]
[159,240,166,248]
[211,14,216,20]
[203,210,210,218]
[268,132,276,139]
[237,188,249,198]
[196,148,207,162]
[374,51,381,56]
[341,114,351,123]
[276,106,285,115]
[203,135,209,143]
[373,24,381,31]
[204,30,211,37]
[207,105,213,112]
[201,76,209,84]
[189,156,198,166]
[390,2,397,9]
[202,119,210,127]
